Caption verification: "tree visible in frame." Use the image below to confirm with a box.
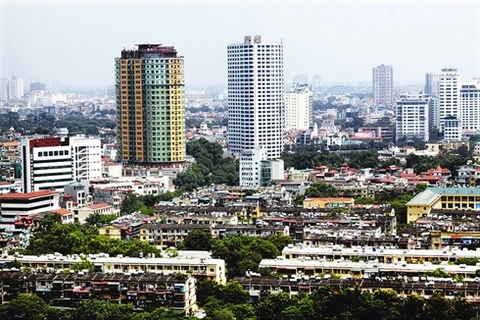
[212,235,279,278]
[268,234,293,252]
[120,193,149,215]
[305,182,338,198]
[73,299,134,320]
[182,230,214,251]
[0,293,70,320]
[354,197,376,205]
[84,213,117,229]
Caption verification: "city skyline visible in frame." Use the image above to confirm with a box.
[2,1,480,87]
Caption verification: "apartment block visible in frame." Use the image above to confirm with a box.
[115,44,185,166]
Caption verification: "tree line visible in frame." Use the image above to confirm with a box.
[13,214,161,259]
[0,294,192,320]
[197,280,477,320]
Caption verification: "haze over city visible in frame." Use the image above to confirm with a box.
[2,1,480,88]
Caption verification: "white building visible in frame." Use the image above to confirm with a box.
[8,76,24,100]
[461,80,480,133]
[239,148,267,187]
[444,115,462,141]
[227,35,284,158]
[21,136,102,193]
[270,159,285,180]
[438,68,461,132]
[372,64,393,105]
[285,84,313,131]
[395,92,430,142]
[71,136,102,183]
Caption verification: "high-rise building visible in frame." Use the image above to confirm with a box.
[395,92,430,142]
[21,136,102,193]
[227,35,284,158]
[115,44,185,166]
[285,83,313,131]
[372,64,393,105]
[460,79,480,133]
[424,73,439,95]
[438,68,461,133]
[312,75,322,89]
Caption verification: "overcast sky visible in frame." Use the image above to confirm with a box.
[1,1,479,88]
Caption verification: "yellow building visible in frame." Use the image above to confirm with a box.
[303,197,355,209]
[406,187,480,223]
[115,44,185,165]
[99,225,122,240]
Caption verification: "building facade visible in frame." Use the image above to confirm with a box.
[0,190,59,219]
[115,44,185,166]
[461,80,480,133]
[239,148,267,187]
[424,73,439,95]
[438,68,461,133]
[227,35,285,158]
[285,83,313,131]
[395,92,430,142]
[21,136,102,193]
[372,64,393,105]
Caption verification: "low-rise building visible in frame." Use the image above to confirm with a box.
[303,197,355,209]
[76,202,113,224]
[0,271,197,315]
[1,253,226,284]
[0,190,59,219]
[406,187,480,223]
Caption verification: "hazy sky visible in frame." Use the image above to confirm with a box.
[1,1,480,88]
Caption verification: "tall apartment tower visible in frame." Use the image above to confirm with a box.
[285,83,313,131]
[438,68,461,133]
[372,64,393,105]
[227,35,285,158]
[460,79,480,133]
[424,73,439,95]
[115,44,185,166]
[395,92,430,142]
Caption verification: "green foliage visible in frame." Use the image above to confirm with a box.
[354,197,376,205]
[304,181,339,198]
[212,235,279,278]
[267,234,293,252]
[282,150,345,170]
[0,293,70,320]
[348,150,379,169]
[180,138,239,188]
[174,164,211,192]
[406,153,469,174]
[455,257,478,266]
[181,230,214,251]
[26,218,161,258]
[380,157,402,168]
[84,213,117,229]
[71,256,94,272]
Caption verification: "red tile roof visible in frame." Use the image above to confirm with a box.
[87,202,111,210]
[51,208,72,216]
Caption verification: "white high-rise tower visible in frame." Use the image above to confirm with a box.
[438,68,461,133]
[227,35,285,158]
[372,64,393,105]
